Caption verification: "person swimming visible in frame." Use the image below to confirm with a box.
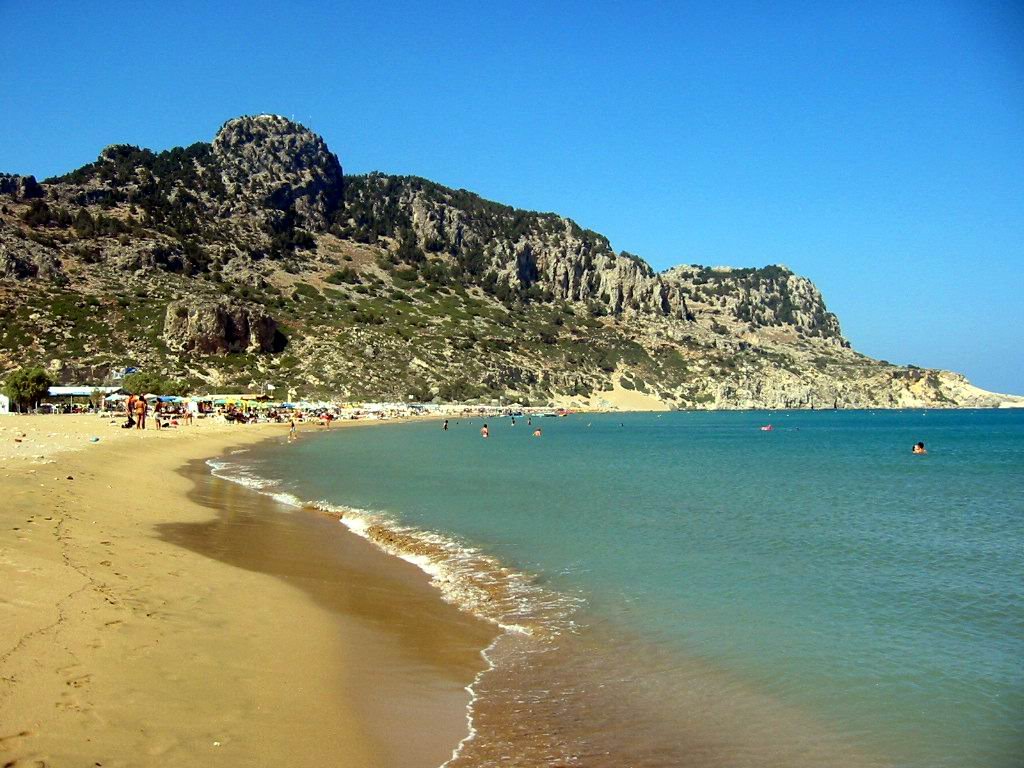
[912,441,927,454]
[533,428,542,437]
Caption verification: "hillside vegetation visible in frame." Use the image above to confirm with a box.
[0,115,1014,409]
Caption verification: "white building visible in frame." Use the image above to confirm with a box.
[0,394,9,415]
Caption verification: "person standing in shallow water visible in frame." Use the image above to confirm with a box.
[443,419,449,431]
[481,423,489,439]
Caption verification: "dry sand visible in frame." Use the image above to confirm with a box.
[0,414,495,767]
[550,377,671,412]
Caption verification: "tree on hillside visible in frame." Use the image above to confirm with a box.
[394,227,424,264]
[121,372,188,396]
[4,367,54,412]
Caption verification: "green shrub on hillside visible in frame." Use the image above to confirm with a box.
[326,267,361,284]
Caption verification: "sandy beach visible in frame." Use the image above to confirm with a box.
[0,414,495,767]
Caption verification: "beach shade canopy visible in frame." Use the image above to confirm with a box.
[48,386,123,398]
[105,393,129,401]
[157,395,183,403]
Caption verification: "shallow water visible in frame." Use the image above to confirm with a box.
[218,410,1024,767]
[164,458,495,768]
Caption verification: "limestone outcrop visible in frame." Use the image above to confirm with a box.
[0,174,44,200]
[212,115,343,231]
[662,265,845,342]
[350,176,692,318]
[163,298,285,355]
[0,235,64,281]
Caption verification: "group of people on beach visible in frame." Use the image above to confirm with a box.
[122,394,192,430]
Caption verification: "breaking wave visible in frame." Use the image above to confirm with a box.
[206,453,582,766]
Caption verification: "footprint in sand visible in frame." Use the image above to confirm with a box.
[65,674,92,689]
[0,731,33,758]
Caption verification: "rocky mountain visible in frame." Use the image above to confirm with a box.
[0,115,1018,409]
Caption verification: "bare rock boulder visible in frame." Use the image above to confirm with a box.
[0,235,65,281]
[0,174,44,200]
[163,298,286,355]
[212,114,343,231]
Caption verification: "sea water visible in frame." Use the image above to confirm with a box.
[215,410,1024,767]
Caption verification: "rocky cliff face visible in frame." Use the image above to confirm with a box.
[346,175,693,318]
[662,264,845,342]
[163,298,285,355]
[211,115,344,231]
[0,174,44,200]
[342,176,850,341]
[0,224,65,281]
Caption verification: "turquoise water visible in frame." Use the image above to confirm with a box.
[227,410,1024,767]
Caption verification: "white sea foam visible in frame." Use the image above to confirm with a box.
[207,455,579,632]
[269,491,305,508]
[205,452,581,768]
[206,458,276,490]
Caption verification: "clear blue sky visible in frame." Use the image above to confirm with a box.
[2,1,1021,393]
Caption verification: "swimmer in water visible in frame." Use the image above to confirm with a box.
[443,419,449,431]
[912,441,927,454]
[533,428,542,437]
[481,423,489,439]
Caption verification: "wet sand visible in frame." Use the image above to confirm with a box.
[164,458,498,766]
[0,415,494,767]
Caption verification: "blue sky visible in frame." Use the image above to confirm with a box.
[2,1,1021,393]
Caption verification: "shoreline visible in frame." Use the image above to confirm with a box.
[0,414,494,767]
[242,413,895,767]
